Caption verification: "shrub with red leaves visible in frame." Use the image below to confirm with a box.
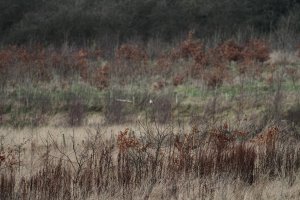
[115,44,148,64]
[172,31,205,62]
[217,39,243,62]
[173,74,185,86]
[242,39,270,63]
[93,64,110,90]
[203,67,227,89]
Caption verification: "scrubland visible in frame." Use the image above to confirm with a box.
[1,32,300,199]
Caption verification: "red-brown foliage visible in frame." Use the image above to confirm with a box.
[156,53,173,70]
[191,50,208,78]
[0,46,14,67]
[203,63,228,89]
[242,39,270,63]
[172,31,206,63]
[152,53,174,76]
[216,39,243,62]
[173,74,185,86]
[169,30,207,81]
[117,128,140,152]
[0,149,18,170]
[115,44,148,64]
[0,45,104,85]
[174,34,233,86]
[178,31,203,58]
[93,64,110,90]
[251,126,278,145]
[73,49,89,80]
[209,124,236,149]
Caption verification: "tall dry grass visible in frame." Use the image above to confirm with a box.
[0,121,300,199]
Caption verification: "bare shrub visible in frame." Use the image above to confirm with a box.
[0,173,15,200]
[1,122,300,199]
[285,106,300,126]
[68,99,86,126]
[104,98,126,124]
[285,66,299,86]
[19,161,72,200]
[150,95,173,124]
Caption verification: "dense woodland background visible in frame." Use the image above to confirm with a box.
[1,0,300,45]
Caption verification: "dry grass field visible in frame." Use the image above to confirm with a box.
[1,33,300,199]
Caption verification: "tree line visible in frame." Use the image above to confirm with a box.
[1,0,300,45]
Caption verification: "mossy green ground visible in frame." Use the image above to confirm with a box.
[1,70,299,127]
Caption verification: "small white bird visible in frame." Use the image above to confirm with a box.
[149,99,153,104]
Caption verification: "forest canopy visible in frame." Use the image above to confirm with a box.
[1,0,300,44]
